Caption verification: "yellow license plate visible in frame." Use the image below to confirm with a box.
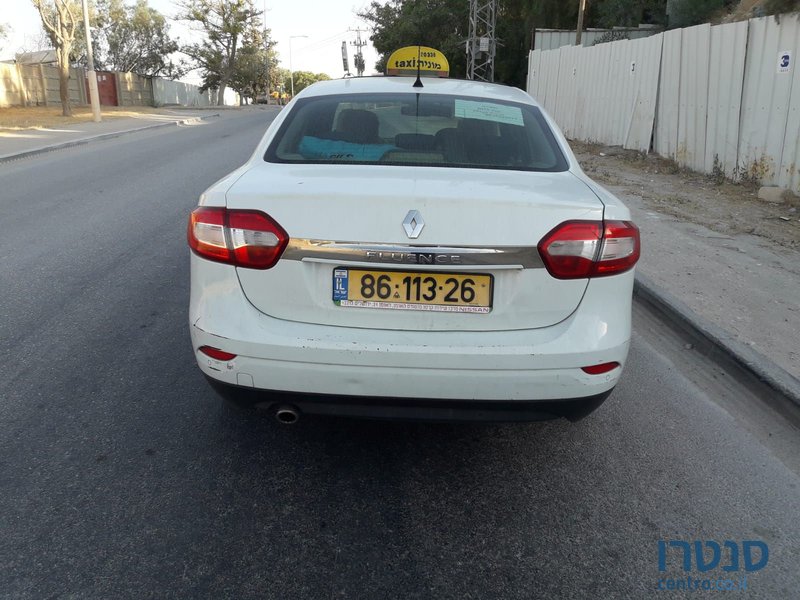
[333,268,493,313]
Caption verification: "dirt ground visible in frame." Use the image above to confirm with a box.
[571,140,800,378]
[0,105,194,130]
[571,140,800,252]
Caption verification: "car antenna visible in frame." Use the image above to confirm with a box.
[413,44,423,88]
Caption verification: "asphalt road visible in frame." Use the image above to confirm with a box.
[1,108,798,599]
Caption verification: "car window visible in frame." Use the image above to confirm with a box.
[265,92,569,172]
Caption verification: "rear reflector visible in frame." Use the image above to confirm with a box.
[581,362,620,375]
[538,220,640,279]
[188,207,289,269]
[199,346,237,361]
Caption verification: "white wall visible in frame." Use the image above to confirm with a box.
[153,79,241,108]
[153,78,213,107]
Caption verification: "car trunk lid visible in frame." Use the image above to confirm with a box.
[226,163,603,331]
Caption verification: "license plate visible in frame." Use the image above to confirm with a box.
[333,268,493,313]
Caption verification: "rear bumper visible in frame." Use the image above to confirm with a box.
[205,375,614,422]
[190,257,633,419]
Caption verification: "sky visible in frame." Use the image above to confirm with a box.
[0,0,381,83]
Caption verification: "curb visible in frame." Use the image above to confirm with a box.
[634,273,800,414]
[0,113,220,164]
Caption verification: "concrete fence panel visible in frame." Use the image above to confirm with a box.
[1,64,225,110]
[18,64,47,106]
[39,65,86,106]
[0,63,24,107]
[115,72,153,106]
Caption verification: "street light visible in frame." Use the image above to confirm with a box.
[289,35,308,98]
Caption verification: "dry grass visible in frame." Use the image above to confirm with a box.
[0,105,184,130]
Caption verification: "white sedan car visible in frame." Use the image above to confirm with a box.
[188,76,639,423]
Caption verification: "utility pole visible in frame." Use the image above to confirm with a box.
[350,28,366,77]
[467,0,497,82]
[576,0,587,46]
[82,0,101,122]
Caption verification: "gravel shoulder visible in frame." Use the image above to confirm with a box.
[572,141,800,379]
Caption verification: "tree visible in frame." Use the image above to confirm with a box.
[270,66,289,96]
[17,28,53,55]
[180,0,261,105]
[32,0,80,116]
[358,0,580,86]
[229,13,279,104]
[667,0,724,28]
[763,0,800,14]
[359,0,469,77]
[593,0,667,28]
[96,0,183,77]
[358,0,670,88]
[0,23,9,52]
[282,71,330,97]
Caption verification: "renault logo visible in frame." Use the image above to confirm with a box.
[402,210,425,239]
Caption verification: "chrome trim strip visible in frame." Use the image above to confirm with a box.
[282,239,543,268]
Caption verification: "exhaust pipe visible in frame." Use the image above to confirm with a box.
[275,405,300,425]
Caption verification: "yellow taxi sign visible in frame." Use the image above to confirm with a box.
[386,46,449,78]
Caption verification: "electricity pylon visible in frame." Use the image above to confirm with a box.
[467,0,497,82]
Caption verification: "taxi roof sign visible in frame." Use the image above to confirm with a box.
[386,46,449,78]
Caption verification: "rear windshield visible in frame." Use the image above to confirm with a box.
[264,92,569,172]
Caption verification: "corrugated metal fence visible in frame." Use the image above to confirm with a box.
[527,13,800,192]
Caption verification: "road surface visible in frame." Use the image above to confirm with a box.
[1,108,798,599]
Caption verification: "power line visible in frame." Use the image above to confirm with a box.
[293,30,349,53]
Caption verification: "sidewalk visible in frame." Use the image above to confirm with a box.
[573,141,800,389]
[0,108,220,162]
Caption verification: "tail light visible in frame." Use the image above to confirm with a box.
[188,207,288,269]
[581,362,620,375]
[198,346,237,361]
[538,220,640,279]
